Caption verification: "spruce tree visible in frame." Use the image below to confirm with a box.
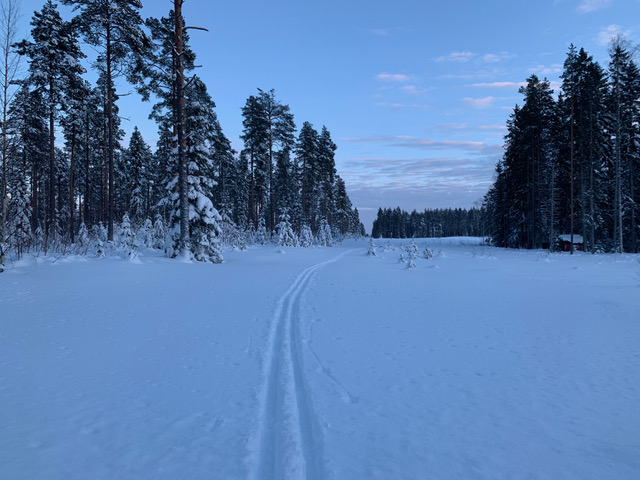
[607,42,640,252]
[296,121,319,229]
[123,126,153,225]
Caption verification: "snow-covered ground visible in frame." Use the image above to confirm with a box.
[1,238,639,480]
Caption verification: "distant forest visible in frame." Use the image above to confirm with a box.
[0,0,363,265]
[371,207,486,239]
[483,42,640,253]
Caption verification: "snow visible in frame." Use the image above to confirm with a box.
[1,239,639,479]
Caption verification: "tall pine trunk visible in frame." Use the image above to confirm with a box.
[69,134,76,243]
[84,110,91,226]
[175,0,189,255]
[106,24,115,242]
[47,79,56,250]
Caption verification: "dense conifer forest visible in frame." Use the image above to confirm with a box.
[371,207,486,239]
[0,0,364,266]
[483,43,640,253]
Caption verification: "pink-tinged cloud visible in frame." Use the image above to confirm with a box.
[340,135,503,157]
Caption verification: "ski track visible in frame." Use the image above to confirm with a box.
[250,249,355,480]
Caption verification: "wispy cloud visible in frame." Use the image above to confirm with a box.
[436,51,477,62]
[478,124,508,131]
[472,81,526,89]
[401,85,431,96]
[577,0,612,14]
[431,123,468,132]
[341,135,500,155]
[462,96,496,109]
[376,72,410,82]
[368,28,389,36]
[598,24,629,45]
[482,52,517,63]
[338,151,502,224]
[436,51,515,64]
[374,102,432,110]
[528,64,563,76]
[339,155,498,215]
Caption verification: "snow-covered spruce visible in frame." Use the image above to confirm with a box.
[406,239,419,259]
[367,238,376,256]
[317,218,333,247]
[137,218,154,249]
[299,224,314,247]
[423,241,434,259]
[277,212,298,247]
[8,175,32,258]
[255,217,269,245]
[164,77,224,263]
[76,223,90,252]
[151,215,166,250]
[118,213,138,261]
[165,183,223,263]
[221,211,246,250]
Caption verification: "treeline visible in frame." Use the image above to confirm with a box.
[371,207,487,239]
[0,0,363,266]
[484,42,640,253]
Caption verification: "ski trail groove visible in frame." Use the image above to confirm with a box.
[251,250,354,480]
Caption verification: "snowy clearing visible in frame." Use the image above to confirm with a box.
[1,238,640,479]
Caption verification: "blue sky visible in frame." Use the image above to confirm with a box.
[18,0,640,231]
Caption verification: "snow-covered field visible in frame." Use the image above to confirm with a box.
[2,238,639,480]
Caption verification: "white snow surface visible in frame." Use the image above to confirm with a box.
[2,238,639,480]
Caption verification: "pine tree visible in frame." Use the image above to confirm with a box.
[61,77,95,242]
[14,0,85,248]
[256,89,295,232]
[0,0,20,266]
[61,0,148,242]
[241,94,269,229]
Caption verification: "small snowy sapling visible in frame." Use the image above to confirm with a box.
[423,241,434,259]
[277,212,298,247]
[367,238,376,256]
[299,224,314,248]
